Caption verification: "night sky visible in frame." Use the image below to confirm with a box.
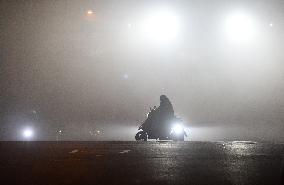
[1,0,284,141]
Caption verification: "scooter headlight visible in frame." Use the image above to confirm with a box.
[172,124,183,135]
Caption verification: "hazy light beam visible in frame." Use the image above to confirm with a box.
[224,11,256,43]
[141,9,180,43]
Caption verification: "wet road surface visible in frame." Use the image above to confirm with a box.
[0,141,283,185]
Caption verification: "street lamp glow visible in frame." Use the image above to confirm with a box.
[87,10,94,15]
[224,11,256,43]
[141,10,180,42]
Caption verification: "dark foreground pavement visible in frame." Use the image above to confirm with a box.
[0,141,284,185]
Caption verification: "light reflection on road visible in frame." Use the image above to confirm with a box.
[226,141,257,155]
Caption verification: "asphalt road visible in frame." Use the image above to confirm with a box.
[0,141,283,185]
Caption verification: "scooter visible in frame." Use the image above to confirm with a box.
[135,111,187,141]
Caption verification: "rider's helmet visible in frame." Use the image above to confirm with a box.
[159,95,174,117]
[160,95,168,103]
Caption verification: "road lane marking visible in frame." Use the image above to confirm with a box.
[119,150,130,154]
[69,149,79,154]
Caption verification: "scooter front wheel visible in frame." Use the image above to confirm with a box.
[135,131,148,141]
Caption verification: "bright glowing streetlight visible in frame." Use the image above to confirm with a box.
[87,10,94,15]
[85,9,95,21]
[224,11,256,43]
[141,9,180,42]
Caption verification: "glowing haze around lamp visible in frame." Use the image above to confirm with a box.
[224,11,256,43]
[141,9,180,43]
